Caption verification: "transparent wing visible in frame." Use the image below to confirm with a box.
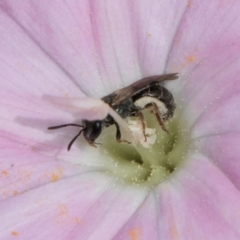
[112,73,178,104]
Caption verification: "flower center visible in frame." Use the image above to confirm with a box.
[99,111,189,186]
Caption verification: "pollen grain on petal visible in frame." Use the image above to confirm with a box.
[58,204,68,216]
[11,231,19,236]
[187,55,196,62]
[75,217,85,224]
[45,167,63,182]
[31,147,36,151]
[128,227,141,240]
[187,0,192,7]
[182,54,196,68]
[13,190,19,196]
[52,174,59,182]
[2,170,8,176]
[170,223,179,240]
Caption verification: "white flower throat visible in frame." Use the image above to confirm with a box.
[99,110,190,186]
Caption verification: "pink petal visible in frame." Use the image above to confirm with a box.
[0,7,86,150]
[114,155,240,239]
[165,1,240,126]
[198,133,240,190]
[0,135,148,239]
[168,1,240,78]
[158,155,240,239]
[176,42,240,136]
[113,192,159,239]
[0,0,189,95]
[1,0,240,239]
[165,1,240,191]
[150,0,240,196]
[0,138,85,201]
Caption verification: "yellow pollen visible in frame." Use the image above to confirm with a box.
[11,231,19,236]
[52,174,59,182]
[128,227,141,240]
[2,170,8,175]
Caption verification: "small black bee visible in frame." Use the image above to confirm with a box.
[48,73,178,150]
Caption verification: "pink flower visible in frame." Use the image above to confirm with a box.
[1,1,240,239]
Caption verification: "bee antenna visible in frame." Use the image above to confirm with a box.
[48,123,84,130]
[67,128,85,151]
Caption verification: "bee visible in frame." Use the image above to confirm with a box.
[48,73,178,150]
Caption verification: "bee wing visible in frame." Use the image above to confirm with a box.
[113,73,178,103]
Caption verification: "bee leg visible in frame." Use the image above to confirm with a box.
[137,111,147,142]
[114,121,131,144]
[115,121,121,142]
[89,142,102,148]
[151,103,169,134]
[88,142,98,148]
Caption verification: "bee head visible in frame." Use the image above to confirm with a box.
[83,120,103,146]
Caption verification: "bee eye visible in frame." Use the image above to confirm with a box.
[93,121,101,130]
[90,121,102,140]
